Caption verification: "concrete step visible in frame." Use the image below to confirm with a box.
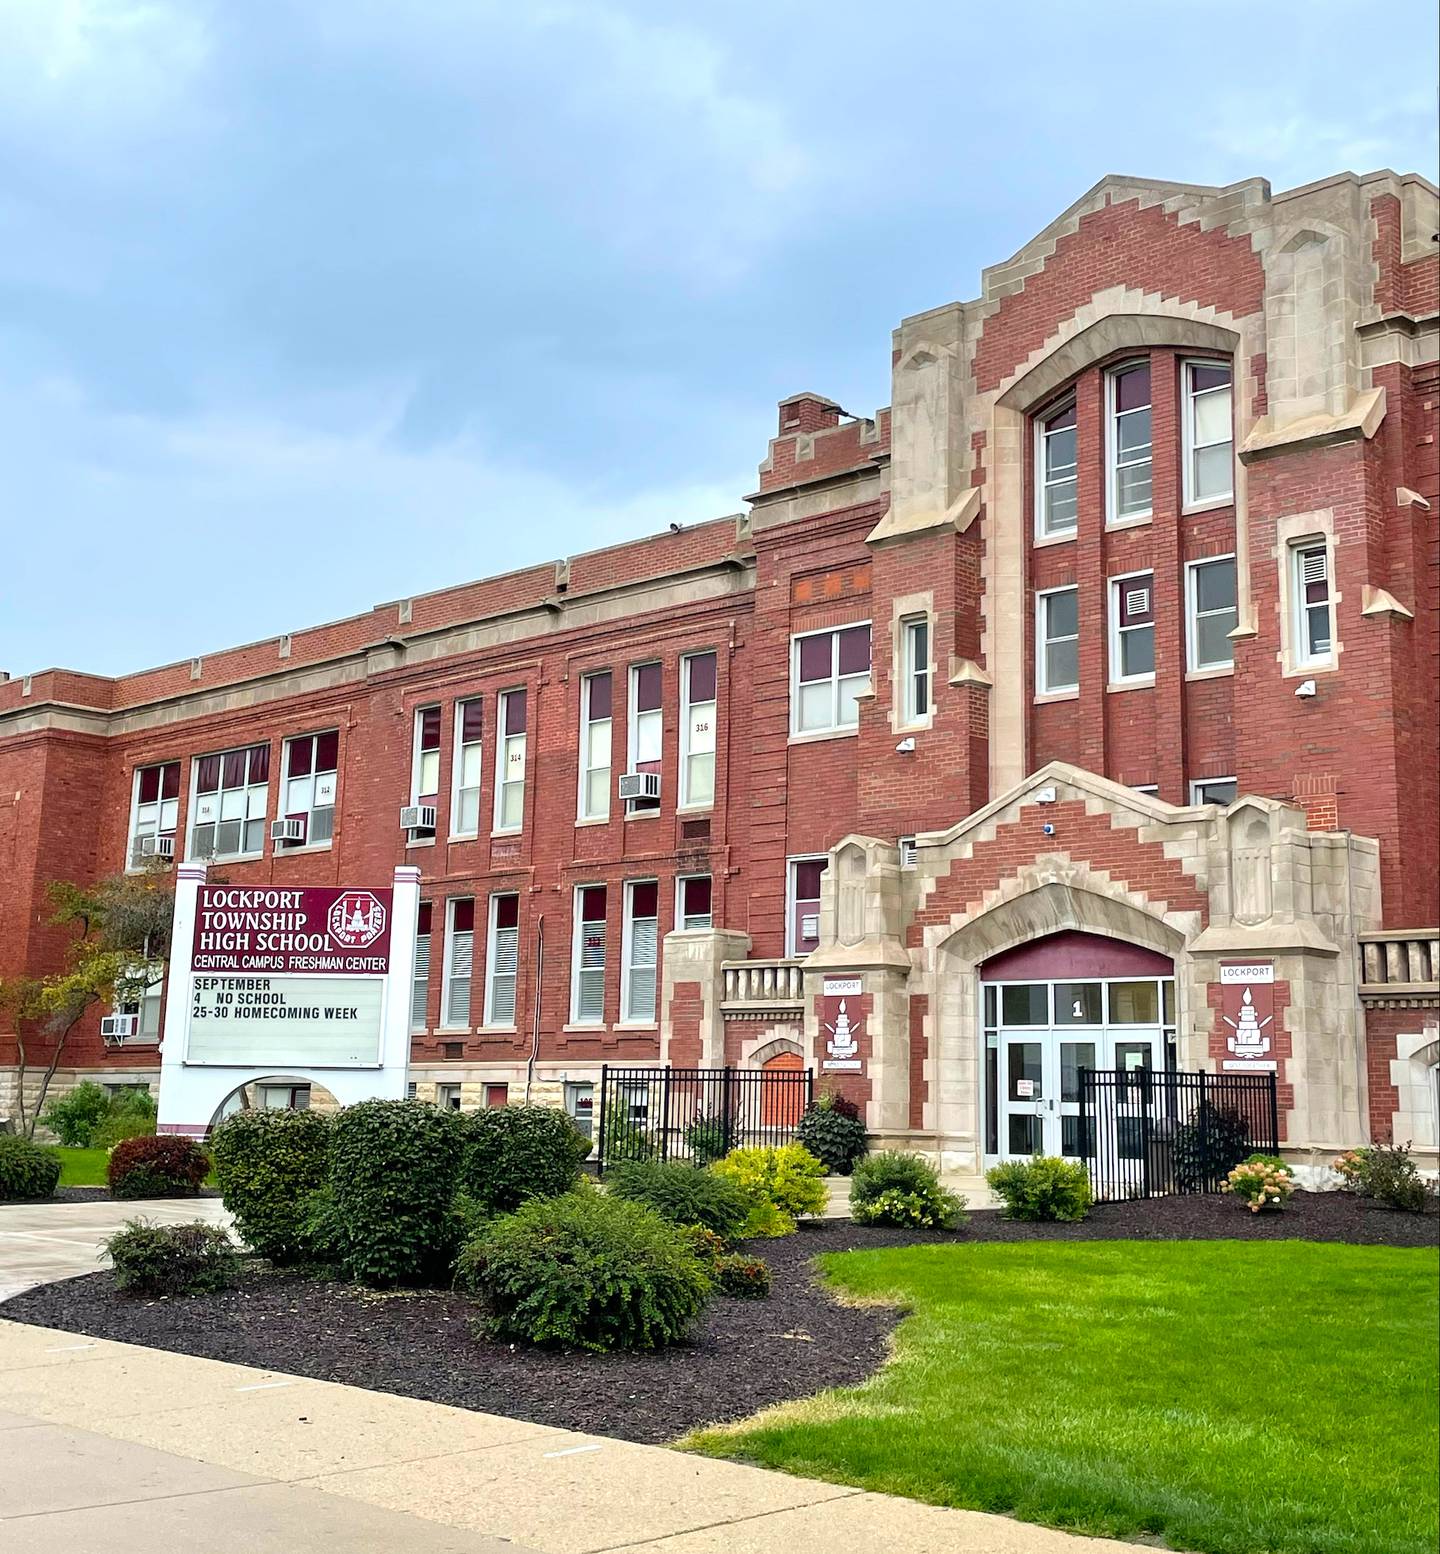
[822,1174,998,1217]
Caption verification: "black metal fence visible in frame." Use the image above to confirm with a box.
[1078,1068,1279,1201]
[597,1064,813,1173]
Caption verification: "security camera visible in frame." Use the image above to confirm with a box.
[1042,822,1056,837]
[1295,680,1317,698]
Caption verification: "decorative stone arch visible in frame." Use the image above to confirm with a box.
[747,1034,805,1070]
[207,1073,344,1132]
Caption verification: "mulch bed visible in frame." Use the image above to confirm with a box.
[2,1192,1433,1446]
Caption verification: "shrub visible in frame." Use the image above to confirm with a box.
[298,1186,349,1268]
[850,1150,965,1229]
[329,1099,465,1286]
[682,1224,731,1269]
[985,1155,1094,1222]
[796,1094,870,1175]
[105,1220,237,1297]
[107,1135,210,1199]
[601,1106,657,1166]
[683,1113,734,1166]
[712,1143,828,1237]
[456,1192,710,1351]
[1171,1101,1253,1191]
[92,1090,158,1150]
[39,1081,113,1147]
[606,1159,750,1239]
[0,1133,62,1202]
[1223,1159,1295,1213]
[210,1108,332,1263]
[459,1104,591,1216]
[1335,1143,1435,1213]
[712,1252,771,1298]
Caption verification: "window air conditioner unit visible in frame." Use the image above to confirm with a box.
[138,834,175,860]
[401,803,438,831]
[618,771,661,802]
[101,1014,139,1043]
[270,817,306,844]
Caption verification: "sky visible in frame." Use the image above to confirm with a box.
[2,0,1436,679]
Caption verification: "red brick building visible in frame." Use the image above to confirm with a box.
[3,170,1437,1178]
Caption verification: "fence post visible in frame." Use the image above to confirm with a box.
[597,1063,609,1179]
[1197,1070,1211,1190]
[1267,1073,1279,1153]
[659,1065,672,1163]
[721,1065,734,1154]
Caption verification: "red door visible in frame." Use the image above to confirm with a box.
[760,1051,806,1128]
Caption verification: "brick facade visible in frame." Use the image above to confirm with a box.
[4,168,1436,1168]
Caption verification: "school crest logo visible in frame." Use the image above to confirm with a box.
[328,891,387,949]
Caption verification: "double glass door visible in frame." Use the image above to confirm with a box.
[985,977,1174,1162]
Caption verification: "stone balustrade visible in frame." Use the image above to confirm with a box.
[1358,930,1440,1001]
[720,957,806,1012]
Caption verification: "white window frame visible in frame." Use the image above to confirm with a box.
[786,854,828,957]
[571,885,607,1026]
[484,892,520,1028]
[789,622,871,737]
[436,1083,463,1112]
[621,879,659,1024]
[187,744,270,862]
[901,615,932,727]
[451,699,484,839]
[1108,572,1156,686]
[1184,554,1238,673]
[494,688,526,834]
[1035,586,1080,696]
[676,874,713,930]
[1105,360,1153,525]
[1189,777,1238,806]
[441,898,475,1030]
[126,761,181,870]
[411,904,432,1032]
[1291,540,1334,667]
[279,730,339,850]
[410,705,441,840]
[626,662,663,815]
[1131,784,1160,797]
[1181,358,1235,510]
[577,671,612,823]
[1035,397,1079,539]
[679,651,717,810]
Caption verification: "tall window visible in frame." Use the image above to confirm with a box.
[789,857,828,956]
[452,699,484,837]
[578,672,612,821]
[623,880,659,1023]
[792,624,871,735]
[1109,573,1155,684]
[902,616,931,725]
[1186,556,1238,671]
[443,898,475,1028]
[411,903,432,1031]
[677,875,713,930]
[410,706,441,839]
[280,730,339,848]
[572,886,607,1024]
[113,975,163,1045]
[1183,360,1234,506]
[190,744,268,860]
[1107,362,1152,522]
[1036,588,1080,694]
[494,689,527,832]
[1037,398,1078,536]
[128,761,180,867]
[680,652,717,808]
[627,662,663,813]
[1292,542,1333,665]
[485,893,519,1027]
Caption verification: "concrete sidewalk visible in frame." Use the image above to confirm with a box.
[0,1197,234,1300]
[0,1317,1138,1553]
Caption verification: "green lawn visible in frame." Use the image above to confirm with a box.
[55,1147,110,1186]
[686,1240,1439,1554]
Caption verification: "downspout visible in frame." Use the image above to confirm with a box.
[525,914,545,1105]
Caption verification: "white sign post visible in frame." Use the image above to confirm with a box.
[156,864,420,1137]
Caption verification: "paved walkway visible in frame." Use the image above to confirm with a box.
[0,1197,234,1300]
[0,1317,1139,1553]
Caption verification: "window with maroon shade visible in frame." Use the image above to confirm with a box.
[281,730,339,848]
[486,892,520,1027]
[573,885,608,1024]
[495,688,527,832]
[1109,572,1155,683]
[622,879,660,1022]
[579,671,612,821]
[627,662,663,813]
[678,874,713,930]
[789,857,828,955]
[452,699,484,836]
[127,760,181,867]
[189,743,269,860]
[792,624,871,735]
[411,903,432,1031]
[444,898,476,1028]
[680,651,717,808]
[1107,362,1153,522]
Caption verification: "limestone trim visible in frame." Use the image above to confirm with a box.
[1240,386,1386,462]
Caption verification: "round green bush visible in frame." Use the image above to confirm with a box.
[712,1252,771,1298]
[0,1133,62,1201]
[91,1091,158,1150]
[39,1081,113,1147]
[456,1192,710,1351]
[459,1104,592,1216]
[210,1108,332,1263]
[105,1220,237,1297]
[796,1096,870,1175]
[329,1099,465,1286]
[712,1143,828,1236]
[107,1135,210,1199]
[985,1155,1094,1222]
[606,1159,750,1239]
[850,1150,965,1229]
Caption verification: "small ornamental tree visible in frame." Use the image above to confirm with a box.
[0,867,173,1139]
